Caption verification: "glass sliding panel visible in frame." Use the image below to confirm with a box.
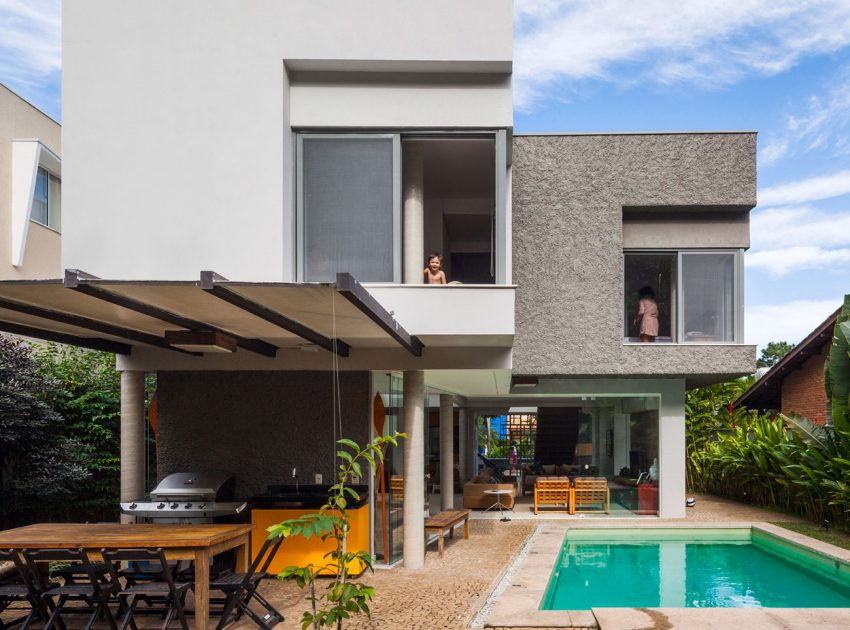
[31,167,49,225]
[372,372,403,565]
[624,253,676,342]
[300,135,397,282]
[682,253,735,342]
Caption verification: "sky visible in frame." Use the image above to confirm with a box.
[1,0,849,352]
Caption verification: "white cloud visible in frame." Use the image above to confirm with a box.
[758,170,850,206]
[746,246,850,276]
[746,298,839,350]
[514,0,850,110]
[750,205,850,250]
[760,75,850,166]
[0,0,61,89]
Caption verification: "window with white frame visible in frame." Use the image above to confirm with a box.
[30,166,61,231]
[624,250,742,343]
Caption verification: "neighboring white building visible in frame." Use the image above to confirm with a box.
[0,0,755,573]
[0,83,62,281]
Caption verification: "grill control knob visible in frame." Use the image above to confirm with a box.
[170,502,178,509]
[157,502,165,509]
[185,503,193,509]
[129,503,137,510]
[198,503,206,509]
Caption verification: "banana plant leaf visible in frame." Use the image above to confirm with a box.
[780,413,829,450]
[827,296,850,431]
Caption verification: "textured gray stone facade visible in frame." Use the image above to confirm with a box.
[156,371,369,496]
[512,132,757,386]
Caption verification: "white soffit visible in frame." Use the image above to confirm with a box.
[10,141,61,267]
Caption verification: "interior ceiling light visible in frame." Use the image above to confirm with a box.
[165,330,237,353]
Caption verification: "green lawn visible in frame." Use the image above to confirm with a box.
[772,522,850,551]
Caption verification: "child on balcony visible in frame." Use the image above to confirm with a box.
[423,253,447,284]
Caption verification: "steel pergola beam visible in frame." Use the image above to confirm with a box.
[0,320,132,355]
[200,271,350,357]
[0,295,198,356]
[335,273,423,357]
[64,269,277,358]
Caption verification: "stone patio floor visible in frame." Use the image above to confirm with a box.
[231,494,838,630]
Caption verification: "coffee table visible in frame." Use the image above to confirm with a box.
[483,489,513,522]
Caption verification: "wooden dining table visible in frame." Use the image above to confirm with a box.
[0,522,253,630]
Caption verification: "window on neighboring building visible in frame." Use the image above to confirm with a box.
[624,250,741,343]
[30,166,61,231]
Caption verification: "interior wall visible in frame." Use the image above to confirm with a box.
[156,370,369,497]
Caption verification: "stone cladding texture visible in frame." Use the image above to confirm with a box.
[156,370,369,497]
[512,133,757,383]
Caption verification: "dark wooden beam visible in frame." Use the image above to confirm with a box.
[65,269,277,358]
[335,273,423,357]
[0,320,132,355]
[200,271,350,357]
[0,296,199,356]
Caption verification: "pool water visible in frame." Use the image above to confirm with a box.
[541,529,850,609]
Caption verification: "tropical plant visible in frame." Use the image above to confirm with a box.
[825,294,850,431]
[684,376,753,491]
[267,433,405,630]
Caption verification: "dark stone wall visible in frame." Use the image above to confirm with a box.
[156,371,370,497]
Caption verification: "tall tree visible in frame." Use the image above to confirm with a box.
[756,341,796,368]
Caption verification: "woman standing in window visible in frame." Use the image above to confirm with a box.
[634,286,659,342]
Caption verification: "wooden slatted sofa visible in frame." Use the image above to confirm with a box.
[533,477,572,514]
[573,477,610,514]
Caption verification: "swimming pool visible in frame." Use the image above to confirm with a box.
[541,528,850,610]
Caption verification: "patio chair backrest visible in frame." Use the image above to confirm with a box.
[535,479,571,502]
[101,548,175,591]
[23,548,107,594]
[251,536,285,579]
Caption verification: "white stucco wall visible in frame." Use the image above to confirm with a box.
[62,0,512,281]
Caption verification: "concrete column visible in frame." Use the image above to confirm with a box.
[659,380,686,518]
[457,408,467,485]
[439,395,454,511]
[120,371,146,524]
[403,141,424,284]
[402,370,425,569]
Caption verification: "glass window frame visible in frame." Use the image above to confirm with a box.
[295,130,508,284]
[30,166,61,232]
[624,248,744,344]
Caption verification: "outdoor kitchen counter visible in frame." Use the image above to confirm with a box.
[248,484,369,575]
[0,522,252,630]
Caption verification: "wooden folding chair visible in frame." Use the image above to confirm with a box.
[102,548,191,630]
[0,549,54,630]
[24,548,119,630]
[209,536,284,630]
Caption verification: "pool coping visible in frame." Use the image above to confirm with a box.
[480,521,850,628]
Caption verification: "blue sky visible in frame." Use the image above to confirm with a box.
[2,0,849,351]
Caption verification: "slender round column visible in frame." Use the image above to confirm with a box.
[403,141,425,284]
[402,370,425,568]
[457,407,467,485]
[120,371,146,523]
[439,395,454,511]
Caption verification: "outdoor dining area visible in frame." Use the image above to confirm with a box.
[0,522,283,630]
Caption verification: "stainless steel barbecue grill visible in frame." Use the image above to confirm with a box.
[120,471,246,523]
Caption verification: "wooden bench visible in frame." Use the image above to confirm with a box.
[424,509,471,557]
[533,478,572,515]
